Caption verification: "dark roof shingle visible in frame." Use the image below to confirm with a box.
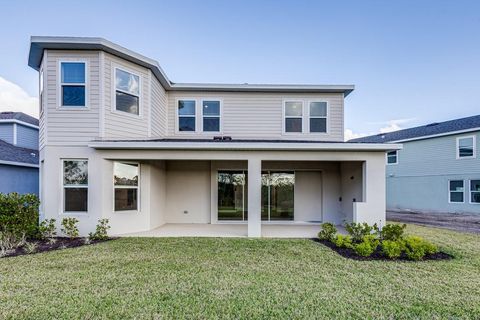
[350,115,480,143]
[0,139,39,165]
[0,112,39,126]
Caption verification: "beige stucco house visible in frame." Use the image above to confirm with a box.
[28,36,400,237]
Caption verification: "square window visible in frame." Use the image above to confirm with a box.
[310,118,327,133]
[179,117,196,131]
[203,118,220,132]
[203,101,220,116]
[115,69,139,96]
[116,91,139,115]
[285,118,302,133]
[114,189,138,211]
[61,62,85,83]
[387,151,398,164]
[458,137,475,158]
[64,188,88,212]
[178,100,196,115]
[310,102,327,117]
[62,86,85,106]
[285,102,303,117]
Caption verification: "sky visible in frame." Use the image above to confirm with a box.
[0,0,479,139]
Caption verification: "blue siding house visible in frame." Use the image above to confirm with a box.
[351,115,480,215]
[0,112,39,195]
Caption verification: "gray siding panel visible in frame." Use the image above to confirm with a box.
[0,164,39,195]
[0,124,14,144]
[151,76,167,137]
[16,124,39,150]
[386,131,480,214]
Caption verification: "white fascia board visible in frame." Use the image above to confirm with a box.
[390,127,480,143]
[0,160,39,168]
[89,141,402,151]
[0,119,39,130]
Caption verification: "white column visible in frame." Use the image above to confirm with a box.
[247,158,262,237]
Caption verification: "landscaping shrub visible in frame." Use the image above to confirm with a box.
[39,219,57,239]
[333,234,353,249]
[89,219,111,240]
[404,236,438,260]
[380,223,406,241]
[353,235,379,257]
[318,222,337,241]
[0,193,40,239]
[61,218,79,239]
[345,222,378,242]
[382,239,405,259]
[23,241,38,254]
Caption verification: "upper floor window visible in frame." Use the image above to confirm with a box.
[457,136,476,159]
[63,159,88,212]
[115,68,140,115]
[449,180,464,203]
[114,162,139,211]
[470,180,480,204]
[309,102,327,133]
[178,100,196,131]
[60,62,86,107]
[284,101,303,133]
[386,150,398,164]
[202,100,221,132]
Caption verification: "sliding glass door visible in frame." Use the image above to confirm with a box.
[218,170,294,221]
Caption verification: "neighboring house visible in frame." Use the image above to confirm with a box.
[351,115,480,215]
[28,36,399,237]
[0,112,39,195]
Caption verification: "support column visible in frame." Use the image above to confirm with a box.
[247,158,262,237]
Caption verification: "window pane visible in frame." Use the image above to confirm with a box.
[218,171,247,220]
[310,102,327,117]
[61,62,85,83]
[459,137,474,157]
[116,91,139,115]
[285,102,303,116]
[203,101,220,115]
[310,118,327,133]
[115,188,138,211]
[179,117,195,131]
[449,180,464,192]
[471,180,480,192]
[472,192,480,203]
[114,162,139,186]
[64,188,88,212]
[178,100,196,115]
[203,117,220,132]
[387,155,397,164]
[261,173,269,220]
[285,118,302,133]
[450,192,463,203]
[64,160,88,185]
[269,172,294,221]
[62,86,85,106]
[115,69,139,95]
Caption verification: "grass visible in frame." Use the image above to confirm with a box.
[1,224,479,319]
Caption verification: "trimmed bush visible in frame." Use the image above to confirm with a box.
[318,223,337,241]
[88,219,111,240]
[404,236,438,260]
[380,224,406,241]
[0,193,40,239]
[345,222,378,242]
[61,218,79,239]
[39,219,56,239]
[382,239,405,259]
[334,234,353,249]
[353,235,379,257]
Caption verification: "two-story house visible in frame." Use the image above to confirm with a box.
[28,36,399,237]
[351,115,480,215]
[0,112,39,195]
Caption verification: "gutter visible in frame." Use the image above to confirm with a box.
[0,160,39,168]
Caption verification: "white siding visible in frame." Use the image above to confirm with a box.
[44,50,100,146]
[151,75,168,137]
[103,53,150,138]
[167,92,344,141]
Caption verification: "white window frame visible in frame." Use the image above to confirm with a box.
[283,100,304,134]
[469,179,480,204]
[61,159,89,215]
[456,135,476,159]
[176,98,197,133]
[58,60,88,109]
[113,161,140,213]
[386,150,398,165]
[39,67,44,115]
[200,98,222,133]
[112,65,142,118]
[307,100,329,134]
[448,179,465,204]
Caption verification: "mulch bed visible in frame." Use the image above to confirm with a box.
[1,237,115,259]
[312,238,454,261]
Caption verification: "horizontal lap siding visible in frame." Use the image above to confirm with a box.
[151,76,167,137]
[104,53,150,138]
[16,125,38,150]
[45,50,100,146]
[0,124,14,144]
[167,92,344,141]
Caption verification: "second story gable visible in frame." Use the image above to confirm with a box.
[0,112,39,150]
[28,37,354,149]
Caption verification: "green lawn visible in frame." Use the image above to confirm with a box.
[1,224,480,319]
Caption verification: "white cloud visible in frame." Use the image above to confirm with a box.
[0,77,38,118]
[344,129,367,141]
[345,118,416,141]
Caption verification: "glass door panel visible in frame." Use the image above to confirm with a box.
[269,172,294,221]
[218,171,247,221]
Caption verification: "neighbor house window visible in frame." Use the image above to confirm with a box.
[284,101,303,133]
[63,160,88,212]
[470,180,480,204]
[309,101,327,133]
[457,136,476,158]
[115,68,140,115]
[60,62,86,107]
[202,100,221,132]
[449,180,464,203]
[178,100,196,131]
[387,151,398,164]
[114,162,139,211]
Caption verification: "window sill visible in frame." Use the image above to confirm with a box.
[60,212,88,216]
[57,106,90,111]
[113,210,140,214]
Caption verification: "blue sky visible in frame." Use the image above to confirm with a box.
[0,0,479,138]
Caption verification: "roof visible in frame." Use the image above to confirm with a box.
[89,138,402,151]
[350,115,480,143]
[0,139,39,167]
[0,112,39,126]
[28,36,354,96]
